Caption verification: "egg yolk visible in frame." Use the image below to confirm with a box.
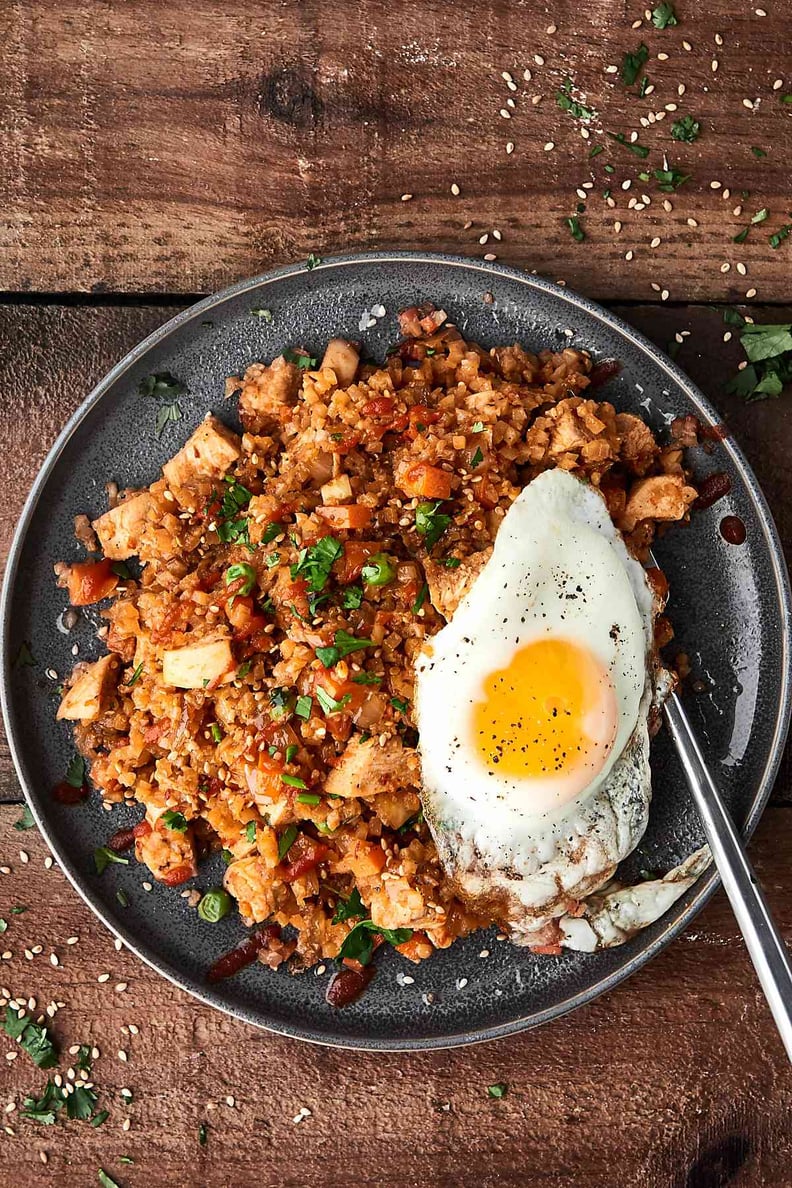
[472,637,618,803]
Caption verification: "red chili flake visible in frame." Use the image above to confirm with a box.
[51,781,89,805]
[720,515,747,545]
[206,925,282,983]
[325,964,375,1008]
[695,471,732,509]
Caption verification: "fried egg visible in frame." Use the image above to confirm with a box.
[414,468,663,939]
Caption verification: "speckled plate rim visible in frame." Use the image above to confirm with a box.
[2,251,791,1051]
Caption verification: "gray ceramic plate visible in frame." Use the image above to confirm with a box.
[2,252,790,1050]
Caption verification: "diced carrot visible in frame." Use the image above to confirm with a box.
[399,463,452,500]
[316,504,372,530]
[65,559,119,606]
[337,838,386,878]
[225,595,268,638]
[250,751,285,800]
[395,931,433,963]
[404,406,440,440]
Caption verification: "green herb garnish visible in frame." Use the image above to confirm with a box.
[282,774,307,789]
[65,753,86,788]
[351,672,382,685]
[671,115,700,142]
[296,791,321,805]
[341,584,364,609]
[283,348,318,370]
[652,2,678,28]
[278,825,299,861]
[295,694,313,719]
[124,661,144,688]
[769,224,792,249]
[161,809,189,832]
[487,1083,508,1099]
[291,536,343,592]
[415,500,451,549]
[315,629,375,668]
[306,253,322,269]
[93,847,130,876]
[251,307,273,321]
[14,804,35,831]
[556,78,594,121]
[361,553,396,587]
[606,131,650,159]
[412,583,428,613]
[315,687,352,715]
[337,920,412,966]
[13,641,35,669]
[225,562,256,598]
[566,215,585,242]
[332,887,366,924]
[621,43,648,87]
[139,372,186,437]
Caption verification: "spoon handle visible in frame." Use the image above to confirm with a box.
[664,691,792,1062]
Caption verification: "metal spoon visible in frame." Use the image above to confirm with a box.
[664,689,792,1061]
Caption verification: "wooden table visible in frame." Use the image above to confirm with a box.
[1,4,792,1185]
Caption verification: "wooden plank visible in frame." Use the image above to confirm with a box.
[0,802,791,1187]
[0,2,791,300]
[1,301,790,804]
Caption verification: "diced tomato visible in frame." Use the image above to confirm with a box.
[403,406,440,441]
[361,396,396,419]
[65,559,118,606]
[194,569,222,593]
[335,541,378,583]
[328,431,362,455]
[280,835,330,881]
[473,479,500,509]
[160,862,196,887]
[249,750,285,800]
[316,504,372,530]
[398,463,452,500]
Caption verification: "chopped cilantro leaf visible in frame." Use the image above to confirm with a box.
[621,43,648,87]
[351,672,382,685]
[315,686,352,715]
[441,556,461,568]
[222,848,234,865]
[487,1082,508,1099]
[283,348,317,370]
[291,536,343,592]
[14,804,35,831]
[733,227,751,244]
[565,215,585,242]
[341,584,364,609]
[415,501,451,550]
[210,723,223,743]
[652,1,678,27]
[390,697,409,714]
[199,1122,208,1146]
[332,887,366,924]
[751,208,769,224]
[654,165,690,192]
[138,372,186,439]
[277,825,298,861]
[66,754,86,788]
[315,629,374,668]
[398,810,424,834]
[740,323,792,362]
[338,920,412,966]
[93,847,130,875]
[67,1084,98,1121]
[262,522,282,544]
[556,81,594,121]
[13,641,35,669]
[90,1109,110,1127]
[751,146,767,158]
[589,144,604,158]
[245,820,256,843]
[162,809,189,832]
[671,115,700,143]
[225,562,256,598]
[306,253,322,269]
[470,446,484,467]
[606,131,650,159]
[237,660,252,679]
[19,1020,58,1069]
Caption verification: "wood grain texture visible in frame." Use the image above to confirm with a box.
[0,803,790,1187]
[1,1,791,300]
[1,300,791,806]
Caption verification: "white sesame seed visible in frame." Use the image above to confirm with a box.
[656,53,669,63]
[682,40,692,51]
[501,70,513,83]
[710,180,722,189]
[98,973,110,983]
[663,199,673,212]
[720,262,731,273]
[49,954,58,967]
[546,23,557,33]
[91,1046,99,1059]
[625,251,634,261]
[492,229,502,241]
[665,103,678,112]
[479,949,491,958]
[499,108,511,119]
[505,141,514,155]
[66,936,79,946]
[506,97,515,109]
[715,32,723,45]
[687,217,698,227]
[773,79,783,90]
[226,1095,235,1108]
[402,975,415,985]
[661,289,669,301]
[400,193,412,202]
[631,18,642,28]
[724,331,732,342]
[581,127,590,138]
[644,84,655,95]
[478,233,489,245]
[736,262,747,276]
[43,856,53,870]
[483,253,497,261]
[650,282,661,291]
[114,939,123,951]
[575,188,586,200]
[605,65,618,74]
[733,205,743,216]
[621,179,632,190]
[743,98,755,109]
[24,950,33,960]
[118,1049,128,1062]
[722,188,731,200]
[115,982,128,993]
[531,94,542,106]
[534,54,544,66]
[19,851,29,865]
[746,288,757,298]
[122,1117,131,1132]
[678,84,686,96]
[650,236,661,248]
[456,977,469,989]
[0,868,10,876]
[128,1024,139,1036]
[711,59,719,72]
[755,7,767,15]
[675,333,684,344]
[39,1152,47,1165]
[142,882,152,891]
[543,141,554,151]
[614,220,622,233]
[523,68,532,82]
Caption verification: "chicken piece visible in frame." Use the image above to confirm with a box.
[615,413,658,475]
[224,854,279,922]
[135,821,198,885]
[92,491,154,560]
[620,474,698,532]
[369,877,426,930]
[319,338,360,387]
[57,654,119,722]
[162,636,235,689]
[162,416,241,489]
[324,735,420,800]
[370,789,422,830]
[423,548,492,620]
[237,356,302,434]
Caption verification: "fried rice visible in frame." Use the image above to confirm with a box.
[54,303,698,995]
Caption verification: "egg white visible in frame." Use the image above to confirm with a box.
[415,468,662,937]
